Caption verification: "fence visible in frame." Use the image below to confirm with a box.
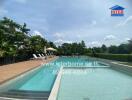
[0,55,32,66]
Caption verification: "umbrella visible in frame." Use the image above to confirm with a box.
[46,47,57,51]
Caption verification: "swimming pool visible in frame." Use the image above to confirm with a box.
[57,67,132,100]
[0,57,107,99]
[19,57,107,91]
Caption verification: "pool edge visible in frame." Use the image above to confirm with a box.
[48,67,63,100]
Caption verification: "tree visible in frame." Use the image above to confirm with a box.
[20,23,30,35]
[0,17,21,56]
[128,39,132,53]
[117,44,129,54]
[29,35,48,53]
[56,41,87,55]
[108,45,118,54]
[101,44,107,53]
[48,41,57,49]
[92,47,102,53]
[0,17,47,57]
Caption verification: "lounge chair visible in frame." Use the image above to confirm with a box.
[41,54,45,57]
[32,54,42,59]
[38,54,45,58]
[38,54,47,59]
[38,54,42,57]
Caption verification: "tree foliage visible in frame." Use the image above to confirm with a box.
[0,17,56,57]
[90,40,132,54]
[57,40,86,55]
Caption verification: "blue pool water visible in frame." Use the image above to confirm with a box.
[2,57,107,92]
[57,68,132,100]
[18,57,107,91]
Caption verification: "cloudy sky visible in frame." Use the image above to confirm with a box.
[0,0,132,47]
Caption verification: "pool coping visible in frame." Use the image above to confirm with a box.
[87,56,132,75]
[48,67,63,100]
[0,64,43,92]
[0,57,59,99]
[0,64,41,85]
[0,97,29,100]
[0,56,59,85]
[0,65,42,100]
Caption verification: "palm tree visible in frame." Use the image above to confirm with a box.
[20,23,30,35]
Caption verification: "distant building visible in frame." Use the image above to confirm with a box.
[110,5,125,16]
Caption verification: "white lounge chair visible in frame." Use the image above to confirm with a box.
[38,54,45,59]
[38,54,42,57]
[41,54,45,57]
[32,54,42,59]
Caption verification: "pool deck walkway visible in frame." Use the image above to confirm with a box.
[0,56,58,85]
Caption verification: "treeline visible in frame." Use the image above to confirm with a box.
[57,39,132,55]
[91,40,132,54]
[57,41,87,55]
[0,17,56,57]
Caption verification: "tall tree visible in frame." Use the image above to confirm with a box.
[108,45,118,54]
[101,44,107,53]
[20,23,30,35]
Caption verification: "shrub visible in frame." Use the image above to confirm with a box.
[87,53,132,62]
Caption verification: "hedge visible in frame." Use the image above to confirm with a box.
[87,53,132,62]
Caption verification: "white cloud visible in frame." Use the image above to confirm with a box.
[54,39,72,46]
[125,38,131,41]
[33,30,44,37]
[116,16,132,27]
[14,0,27,3]
[87,41,101,47]
[104,35,116,41]
[123,38,131,43]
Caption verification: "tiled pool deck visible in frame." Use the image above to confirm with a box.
[0,56,58,85]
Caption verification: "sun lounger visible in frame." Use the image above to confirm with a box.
[32,54,42,60]
[38,54,45,59]
[41,54,45,57]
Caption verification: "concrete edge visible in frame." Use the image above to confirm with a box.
[87,56,132,75]
[87,56,132,67]
[0,64,42,85]
[112,62,132,67]
[0,56,59,100]
[0,56,58,85]
[0,64,42,100]
[48,67,63,100]
[0,97,29,100]
[0,64,43,92]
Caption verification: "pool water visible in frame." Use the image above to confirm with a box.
[1,57,106,92]
[57,68,132,100]
[18,57,107,91]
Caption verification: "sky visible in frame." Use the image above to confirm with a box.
[0,0,132,47]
